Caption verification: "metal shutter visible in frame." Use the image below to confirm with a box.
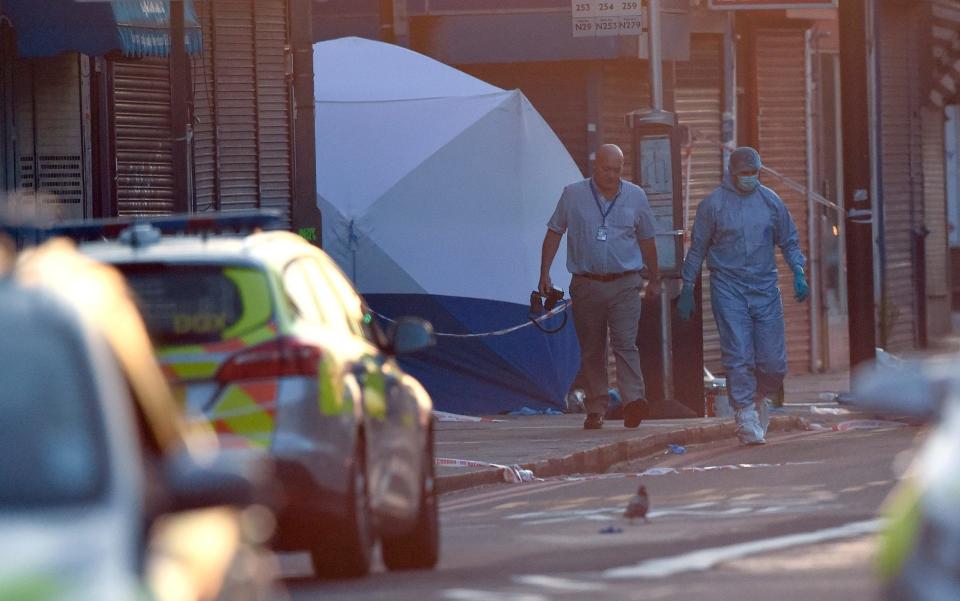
[922,106,950,334]
[212,0,259,211]
[459,62,589,176]
[13,54,88,220]
[878,4,922,352]
[254,0,292,222]
[191,2,218,213]
[110,57,175,216]
[755,28,811,373]
[599,60,650,196]
[191,0,292,225]
[675,34,724,372]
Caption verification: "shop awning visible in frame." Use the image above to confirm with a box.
[0,0,201,59]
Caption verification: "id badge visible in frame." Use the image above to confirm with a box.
[596,225,608,241]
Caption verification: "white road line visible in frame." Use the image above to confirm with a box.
[603,518,883,579]
[441,589,548,601]
[512,575,607,592]
[441,480,583,512]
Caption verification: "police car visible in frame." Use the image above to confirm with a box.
[68,211,439,579]
[2,238,280,601]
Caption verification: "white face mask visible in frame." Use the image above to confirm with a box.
[736,174,759,192]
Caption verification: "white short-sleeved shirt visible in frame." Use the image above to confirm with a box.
[547,178,658,275]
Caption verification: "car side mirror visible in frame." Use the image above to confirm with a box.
[164,448,276,513]
[389,317,435,355]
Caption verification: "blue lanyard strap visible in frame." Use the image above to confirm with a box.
[590,179,622,226]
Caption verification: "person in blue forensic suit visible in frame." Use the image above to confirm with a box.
[677,147,808,445]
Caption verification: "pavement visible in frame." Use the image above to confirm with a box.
[434,369,852,494]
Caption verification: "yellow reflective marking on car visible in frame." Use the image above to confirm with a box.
[211,386,274,448]
[0,574,64,601]
[318,359,343,415]
[238,323,277,346]
[167,361,221,380]
[875,479,923,579]
[157,344,205,358]
[222,267,272,339]
[364,370,387,419]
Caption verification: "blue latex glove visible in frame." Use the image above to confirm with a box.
[677,284,695,321]
[793,268,809,303]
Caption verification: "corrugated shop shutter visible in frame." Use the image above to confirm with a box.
[599,60,650,200]
[110,57,175,216]
[253,0,293,222]
[191,0,292,225]
[755,28,811,373]
[675,34,724,372]
[191,3,217,213]
[878,4,921,352]
[13,54,87,219]
[922,106,950,334]
[459,62,589,176]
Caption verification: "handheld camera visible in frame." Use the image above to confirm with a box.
[529,287,565,314]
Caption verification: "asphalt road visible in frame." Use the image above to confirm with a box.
[283,424,921,601]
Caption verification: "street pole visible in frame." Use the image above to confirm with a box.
[838,0,877,368]
[647,0,663,111]
[645,0,675,403]
[169,0,191,213]
[289,0,323,245]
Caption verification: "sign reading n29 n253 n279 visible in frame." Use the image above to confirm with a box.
[708,0,837,9]
[572,1,644,38]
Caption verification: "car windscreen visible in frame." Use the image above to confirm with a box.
[116,263,272,346]
[0,328,108,507]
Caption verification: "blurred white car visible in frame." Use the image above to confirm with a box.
[0,240,282,601]
[851,355,960,601]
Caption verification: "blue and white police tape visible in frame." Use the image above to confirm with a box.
[435,457,536,483]
[366,300,572,339]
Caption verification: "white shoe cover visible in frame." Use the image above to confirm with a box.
[735,404,766,445]
[756,397,772,437]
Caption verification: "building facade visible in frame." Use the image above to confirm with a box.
[0,0,319,236]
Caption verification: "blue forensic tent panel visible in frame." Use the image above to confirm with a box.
[315,38,584,415]
[368,294,578,415]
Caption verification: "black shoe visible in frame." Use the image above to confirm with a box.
[623,399,649,428]
[583,413,604,430]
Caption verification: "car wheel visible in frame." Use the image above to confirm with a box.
[310,441,373,579]
[381,443,439,571]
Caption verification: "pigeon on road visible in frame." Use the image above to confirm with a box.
[624,484,650,524]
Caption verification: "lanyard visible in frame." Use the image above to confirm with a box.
[590,179,621,226]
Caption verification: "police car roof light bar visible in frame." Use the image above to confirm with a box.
[46,209,286,243]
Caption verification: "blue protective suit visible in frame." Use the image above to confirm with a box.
[680,175,806,411]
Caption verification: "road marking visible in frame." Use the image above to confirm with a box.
[441,480,583,512]
[505,502,758,526]
[556,461,824,482]
[441,589,547,601]
[512,575,607,592]
[603,518,883,579]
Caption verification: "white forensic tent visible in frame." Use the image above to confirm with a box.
[314,37,583,414]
